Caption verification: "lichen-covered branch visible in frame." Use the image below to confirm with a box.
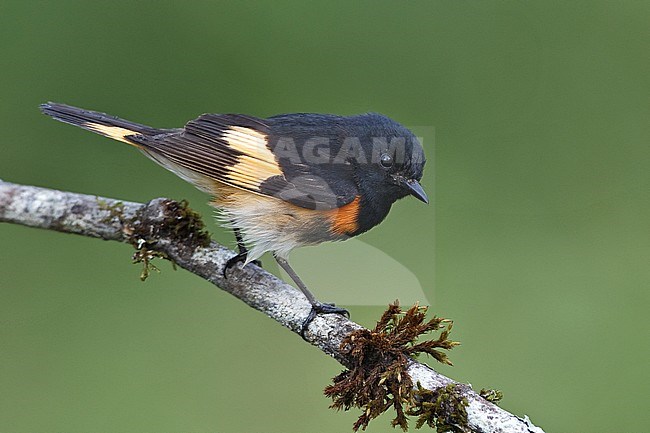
[0,180,545,433]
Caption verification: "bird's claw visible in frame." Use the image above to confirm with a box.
[223,253,261,278]
[300,302,350,339]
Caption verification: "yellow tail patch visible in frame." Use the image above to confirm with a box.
[84,122,138,144]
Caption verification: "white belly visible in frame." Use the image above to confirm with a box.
[212,188,338,263]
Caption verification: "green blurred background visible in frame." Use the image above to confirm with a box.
[1,1,648,432]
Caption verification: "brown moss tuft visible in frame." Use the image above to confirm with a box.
[324,302,460,431]
[98,198,211,280]
[161,199,211,248]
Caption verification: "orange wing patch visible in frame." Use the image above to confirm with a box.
[329,196,361,235]
[222,126,283,189]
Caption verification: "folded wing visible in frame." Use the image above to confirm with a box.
[130,113,358,210]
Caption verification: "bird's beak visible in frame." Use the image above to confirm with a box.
[404,179,429,204]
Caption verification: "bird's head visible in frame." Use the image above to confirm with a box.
[352,114,428,207]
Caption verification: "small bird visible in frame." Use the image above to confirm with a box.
[40,103,428,332]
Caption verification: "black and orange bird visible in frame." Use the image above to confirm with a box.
[40,103,428,332]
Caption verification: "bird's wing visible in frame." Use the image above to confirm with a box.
[129,113,358,210]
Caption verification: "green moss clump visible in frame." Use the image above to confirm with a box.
[97,199,126,224]
[479,388,504,404]
[131,241,175,281]
[408,383,470,432]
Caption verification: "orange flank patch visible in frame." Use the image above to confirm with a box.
[329,196,361,235]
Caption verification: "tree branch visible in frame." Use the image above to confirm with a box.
[0,180,545,433]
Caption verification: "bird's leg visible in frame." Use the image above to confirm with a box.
[223,227,261,277]
[232,227,247,254]
[274,255,349,337]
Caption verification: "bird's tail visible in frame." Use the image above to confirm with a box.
[40,102,162,145]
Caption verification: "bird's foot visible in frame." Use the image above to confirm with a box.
[223,252,262,278]
[301,302,350,338]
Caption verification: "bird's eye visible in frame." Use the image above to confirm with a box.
[380,153,393,168]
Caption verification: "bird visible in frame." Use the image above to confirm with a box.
[40,102,428,334]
